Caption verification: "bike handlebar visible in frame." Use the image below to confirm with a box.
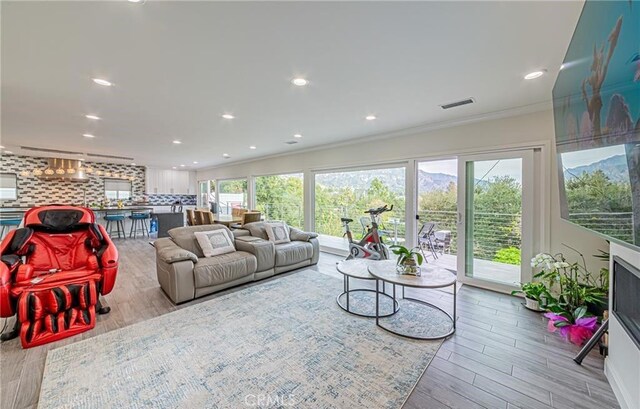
[364,204,393,215]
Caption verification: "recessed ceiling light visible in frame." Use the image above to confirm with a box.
[131,163,137,166]
[222,153,230,158]
[180,164,186,167]
[365,115,377,120]
[92,78,112,87]
[85,114,101,120]
[172,166,177,169]
[193,161,199,164]
[293,133,302,138]
[524,70,546,80]
[83,133,95,138]
[291,78,308,86]
[128,0,144,3]
[172,140,182,144]
[249,145,257,150]
[222,114,235,119]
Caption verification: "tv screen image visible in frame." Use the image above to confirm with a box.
[553,0,640,248]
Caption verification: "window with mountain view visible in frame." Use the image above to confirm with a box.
[314,167,405,246]
[255,173,303,228]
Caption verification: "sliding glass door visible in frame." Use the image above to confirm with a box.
[457,150,534,289]
[217,179,248,215]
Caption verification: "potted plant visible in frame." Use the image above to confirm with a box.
[511,282,548,311]
[389,245,424,276]
[531,251,608,345]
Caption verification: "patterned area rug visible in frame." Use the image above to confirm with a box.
[39,270,445,409]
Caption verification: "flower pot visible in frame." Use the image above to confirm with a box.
[524,297,541,311]
[397,258,421,276]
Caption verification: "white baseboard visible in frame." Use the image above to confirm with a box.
[604,357,632,409]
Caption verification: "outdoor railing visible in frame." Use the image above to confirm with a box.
[568,212,633,243]
[256,203,304,228]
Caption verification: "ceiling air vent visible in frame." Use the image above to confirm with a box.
[440,97,475,110]
[86,153,135,161]
[21,146,84,155]
[284,140,299,145]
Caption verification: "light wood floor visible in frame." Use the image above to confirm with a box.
[0,239,618,409]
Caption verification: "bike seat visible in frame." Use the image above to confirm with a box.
[341,218,353,223]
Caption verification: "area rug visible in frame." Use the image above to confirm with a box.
[39,270,447,408]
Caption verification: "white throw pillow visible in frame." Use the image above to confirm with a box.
[265,222,291,244]
[194,229,236,257]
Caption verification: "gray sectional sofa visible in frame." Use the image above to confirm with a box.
[154,222,319,303]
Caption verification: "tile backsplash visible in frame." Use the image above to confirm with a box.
[0,154,195,207]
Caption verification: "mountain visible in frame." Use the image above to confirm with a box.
[564,154,629,183]
[314,168,456,194]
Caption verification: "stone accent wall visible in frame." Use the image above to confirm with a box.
[0,154,195,207]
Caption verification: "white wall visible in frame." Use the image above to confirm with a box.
[198,109,607,257]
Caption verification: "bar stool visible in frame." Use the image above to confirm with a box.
[129,211,150,239]
[0,217,22,241]
[104,213,126,239]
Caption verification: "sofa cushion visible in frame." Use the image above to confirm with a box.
[168,225,231,258]
[265,222,291,244]
[242,222,269,240]
[193,251,257,288]
[194,229,235,257]
[274,241,313,267]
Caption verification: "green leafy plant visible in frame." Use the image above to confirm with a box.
[389,245,424,266]
[494,247,521,265]
[511,282,548,302]
[531,251,608,318]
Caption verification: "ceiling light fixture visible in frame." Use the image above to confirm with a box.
[249,145,256,150]
[128,0,144,3]
[172,140,182,144]
[293,133,302,138]
[92,78,113,87]
[85,114,101,120]
[193,161,199,164]
[524,70,546,80]
[222,153,230,158]
[83,133,95,138]
[131,163,137,166]
[180,164,185,167]
[172,166,177,169]
[365,115,377,121]
[222,114,235,119]
[291,78,308,86]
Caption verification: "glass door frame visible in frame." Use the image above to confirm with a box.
[456,149,535,292]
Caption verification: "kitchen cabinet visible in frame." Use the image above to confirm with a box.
[146,168,196,195]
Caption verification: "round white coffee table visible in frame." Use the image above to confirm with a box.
[336,259,399,318]
[368,260,456,340]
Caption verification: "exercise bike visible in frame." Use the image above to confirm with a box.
[342,205,393,260]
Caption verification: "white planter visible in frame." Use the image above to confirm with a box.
[524,297,541,311]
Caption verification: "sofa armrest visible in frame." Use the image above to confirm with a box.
[155,238,198,264]
[289,227,319,242]
[235,237,275,273]
[232,229,251,238]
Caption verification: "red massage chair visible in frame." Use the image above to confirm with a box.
[0,206,118,348]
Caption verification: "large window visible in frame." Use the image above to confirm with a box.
[104,179,131,200]
[255,173,303,228]
[314,167,405,247]
[218,178,248,215]
[0,173,17,200]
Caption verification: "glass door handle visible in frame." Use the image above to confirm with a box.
[456,212,463,224]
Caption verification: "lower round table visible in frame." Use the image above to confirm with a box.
[336,259,398,318]
[368,260,457,340]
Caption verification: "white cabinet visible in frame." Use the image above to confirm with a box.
[145,168,196,195]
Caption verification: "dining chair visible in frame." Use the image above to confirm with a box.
[231,208,248,218]
[194,210,205,226]
[186,209,196,226]
[202,211,215,224]
[230,211,261,229]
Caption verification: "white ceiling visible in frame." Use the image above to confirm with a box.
[1,1,583,170]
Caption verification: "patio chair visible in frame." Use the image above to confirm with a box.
[417,222,438,261]
[433,230,452,254]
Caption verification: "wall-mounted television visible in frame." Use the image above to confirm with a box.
[553,0,639,249]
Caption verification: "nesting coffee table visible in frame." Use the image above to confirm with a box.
[336,259,399,318]
[368,260,457,340]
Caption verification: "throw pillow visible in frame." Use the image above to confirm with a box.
[194,229,236,257]
[265,222,291,244]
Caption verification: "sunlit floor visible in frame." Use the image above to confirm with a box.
[318,234,520,286]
